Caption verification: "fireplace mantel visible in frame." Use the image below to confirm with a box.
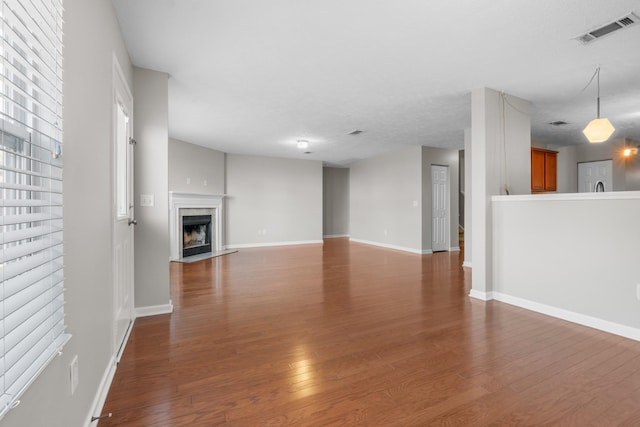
[169,192,225,260]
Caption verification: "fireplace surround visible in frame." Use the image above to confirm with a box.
[169,192,224,260]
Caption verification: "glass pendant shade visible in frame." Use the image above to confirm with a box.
[583,67,615,143]
[582,117,615,143]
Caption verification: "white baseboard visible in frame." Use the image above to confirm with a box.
[468,289,493,301]
[323,234,349,239]
[227,240,323,249]
[135,300,174,318]
[450,246,460,252]
[421,249,433,255]
[85,355,117,427]
[349,238,424,255]
[462,261,472,268]
[492,292,640,342]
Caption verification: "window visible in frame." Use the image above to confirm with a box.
[115,101,129,218]
[0,0,68,417]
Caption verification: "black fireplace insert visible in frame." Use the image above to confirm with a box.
[182,214,212,257]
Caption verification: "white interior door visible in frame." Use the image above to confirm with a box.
[432,165,449,252]
[113,59,135,361]
[578,160,613,193]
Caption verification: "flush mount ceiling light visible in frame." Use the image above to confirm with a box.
[296,139,309,149]
[582,66,615,143]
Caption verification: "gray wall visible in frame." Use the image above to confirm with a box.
[226,154,323,247]
[554,137,640,193]
[1,0,133,425]
[133,68,171,309]
[421,146,460,251]
[168,138,225,195]
[323,167,350,237]
[626,144,640,191]
[555,144,578,193]
[493,194,640,333]
[350,146,423,252]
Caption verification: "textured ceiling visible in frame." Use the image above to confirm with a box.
[112,0,640,166]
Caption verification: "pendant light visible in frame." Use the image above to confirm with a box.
[582,67,615,143]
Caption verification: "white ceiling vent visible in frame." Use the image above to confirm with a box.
[576,12,640,44]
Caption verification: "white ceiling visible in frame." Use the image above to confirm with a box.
[112,0,640,166]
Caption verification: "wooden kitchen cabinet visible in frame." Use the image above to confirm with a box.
[531,147,558,193]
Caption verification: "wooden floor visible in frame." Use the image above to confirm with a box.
[100,238,640,426]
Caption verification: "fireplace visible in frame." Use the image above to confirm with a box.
[182,215,212,257]
[169,192,225,261]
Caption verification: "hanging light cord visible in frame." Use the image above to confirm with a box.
[596,66,601,118]
[501,93,510,195]
[541,67,599,118]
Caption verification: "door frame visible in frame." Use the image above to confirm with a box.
[112,54,135,361]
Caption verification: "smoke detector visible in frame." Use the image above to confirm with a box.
[575,12,639,44]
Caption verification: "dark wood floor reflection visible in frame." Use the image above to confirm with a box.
[100,238,640,426]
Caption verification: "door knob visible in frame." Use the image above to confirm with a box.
[128,219,138,226]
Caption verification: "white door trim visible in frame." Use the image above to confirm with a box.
[112,54,135,362]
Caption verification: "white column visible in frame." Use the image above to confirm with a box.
[463,128,472,268]
[470,88,531,299]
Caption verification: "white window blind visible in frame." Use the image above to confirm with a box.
[0,0,68,418]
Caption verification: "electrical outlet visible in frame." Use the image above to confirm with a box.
[70,355,79,395]
[636,284,640,301]
[383,229,388,236]
[186,177,191,184]
[203,179,207,186]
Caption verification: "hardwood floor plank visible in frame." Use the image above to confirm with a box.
[99,238,640,426]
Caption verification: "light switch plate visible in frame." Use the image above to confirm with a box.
[140,194,155,207]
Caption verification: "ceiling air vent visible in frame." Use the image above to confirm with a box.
[576,12,640,44]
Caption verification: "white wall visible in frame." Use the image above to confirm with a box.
[493,193,640,338]
[226,154,323,247]
[555,145,578,193]
[421,146,460,251]
[133,68,171,310]
[349,146,423,253]
[1,0,132,425]
[168,138,225,195]
[323,167,350,237]
[627,147,640,191]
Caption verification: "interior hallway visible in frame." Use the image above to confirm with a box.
[100,238,640,426]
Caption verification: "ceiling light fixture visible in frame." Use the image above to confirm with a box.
[297,139,309,149]
[582,66,615,143]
